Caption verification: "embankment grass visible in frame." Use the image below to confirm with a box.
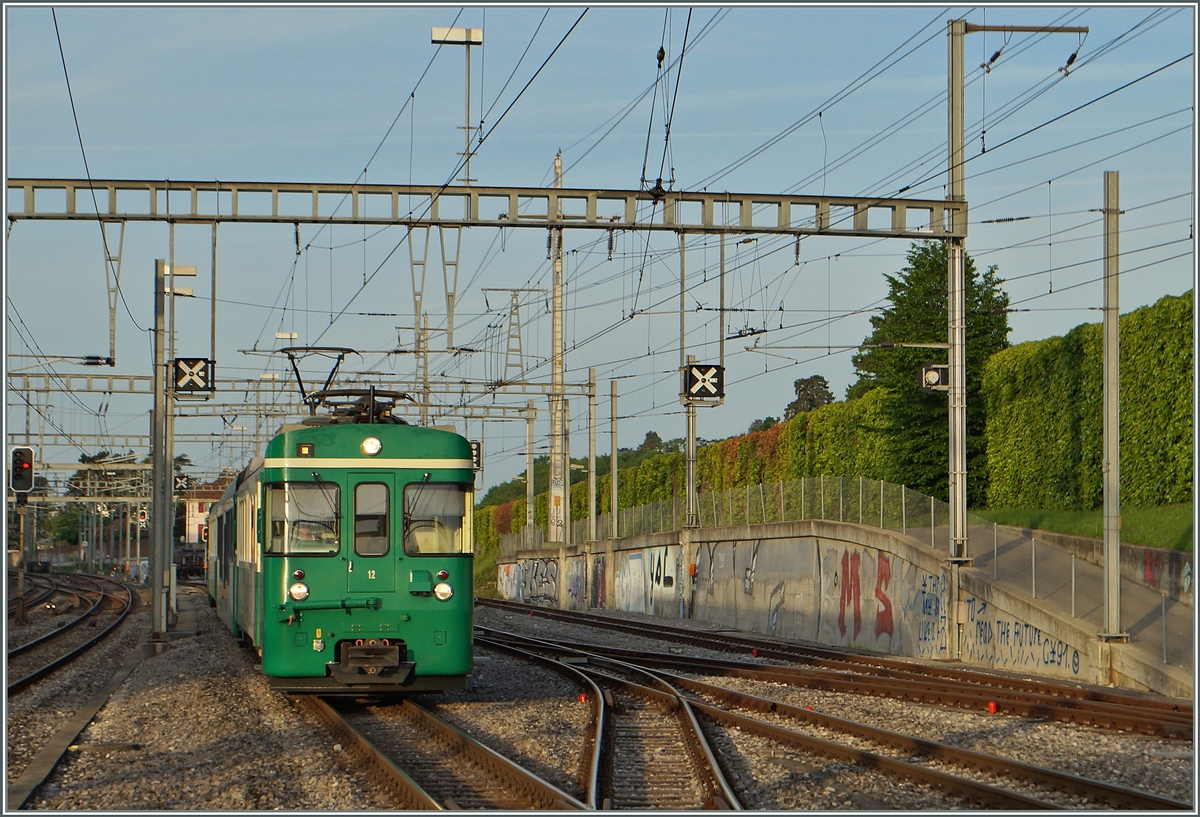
[975,503,1194,551]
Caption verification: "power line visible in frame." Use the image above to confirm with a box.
[50,8,143,335]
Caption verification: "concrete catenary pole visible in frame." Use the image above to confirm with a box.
[1102,170,1126,640]
[588,368,597,543]
[151,259,169,640]
[610,380,618,540]
[548,152,568,545]
[947,19,968,566]
[525,400,535,546]
[945,18,969,661]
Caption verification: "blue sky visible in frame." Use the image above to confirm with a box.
[4,4,1196,493]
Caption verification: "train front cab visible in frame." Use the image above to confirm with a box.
[260,464,474,694]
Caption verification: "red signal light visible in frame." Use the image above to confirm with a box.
[10,447,34,492]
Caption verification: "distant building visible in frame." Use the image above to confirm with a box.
[179,477,234,546]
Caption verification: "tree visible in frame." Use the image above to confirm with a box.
[784,375,834,419]
[748,417,779,433]
[638,431,663,452]
[848,240,1010,503]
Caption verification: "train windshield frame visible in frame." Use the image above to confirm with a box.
[402,482,474,556]
[265,482,341,556]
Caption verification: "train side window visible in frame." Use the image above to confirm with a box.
[354,483,389,557]
[402,483,474,555]
[266,485,285,554]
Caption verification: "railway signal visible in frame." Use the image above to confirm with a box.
[684,364,724,401]
[10,446,34,493]
[174,357,214,392]
[920,363,950,392]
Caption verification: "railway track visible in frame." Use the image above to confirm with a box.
[298,695,587,809]
[7,572,58,617]
[572,661,738,809]
[7,575,134,696]
[478,598,1192,737]
[478,623,1192,810]
[482,631,1043,809]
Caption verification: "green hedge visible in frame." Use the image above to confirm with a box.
[983,291,1192,509]
[477,292,1191,545]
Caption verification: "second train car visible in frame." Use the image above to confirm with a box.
[207,404,475,694]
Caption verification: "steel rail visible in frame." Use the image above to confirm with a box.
[687,696,1058,810]
[7,578,133,695]
[482,625,1189,811]
[480,611,1190,734]
[7,574,58,615]
[490,634,1191,736]
[400,700,587,810]
[8,583,100,658]
[296,696,442,810]
[306,695,588,810]
[547,640,1051,811]
[567,658,742,810]
[478,599,1192,720]
[473,633,605,809]
[654,667,1192,811]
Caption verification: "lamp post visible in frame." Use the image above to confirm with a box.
[431,26,483,186]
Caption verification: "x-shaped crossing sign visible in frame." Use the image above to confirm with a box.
[174,358,213,392]
[685,364,724,399]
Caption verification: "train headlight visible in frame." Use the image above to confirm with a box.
[288,582,310,601]
[433,582,454,601]
[361,436,382,456]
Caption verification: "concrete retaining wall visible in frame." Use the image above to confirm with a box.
[1000,526,1193,607]
[496,521,1191,698]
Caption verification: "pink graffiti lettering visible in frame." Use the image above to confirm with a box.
[838,550,862,639]
[874,553,894,637]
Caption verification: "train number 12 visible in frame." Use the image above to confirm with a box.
[367,569,376,580]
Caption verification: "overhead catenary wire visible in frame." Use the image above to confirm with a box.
[306,10,589,350]
[50,8,143,335]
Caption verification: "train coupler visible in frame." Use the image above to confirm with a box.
[329,639,413,684]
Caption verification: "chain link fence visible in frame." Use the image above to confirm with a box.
[500,476,956,554]
[496,474,1193,670]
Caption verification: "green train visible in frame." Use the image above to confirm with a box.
[207,396,475,694]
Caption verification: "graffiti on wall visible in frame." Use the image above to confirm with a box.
[904,570,947,659]
[961,596,1081,676]
[496,558,560,606]
[566,557,587,607]
[767,580,786,635]
[616,552,647,613]
[742,541,761,597]
[592,555,606,609]
[837,549,862,639]
[820,544,946,659]
[647,546,681,618]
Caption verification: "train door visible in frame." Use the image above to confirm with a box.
[346,473,397,593]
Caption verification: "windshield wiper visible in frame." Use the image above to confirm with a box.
[310,471,342,528]
[403,472,432,538]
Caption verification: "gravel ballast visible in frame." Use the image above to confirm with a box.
[13,591,1194,810]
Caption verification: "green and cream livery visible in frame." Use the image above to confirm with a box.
[207,419,475,694]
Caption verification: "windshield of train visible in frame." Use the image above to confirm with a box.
[402,483,473,555]
[266,482,341,555]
